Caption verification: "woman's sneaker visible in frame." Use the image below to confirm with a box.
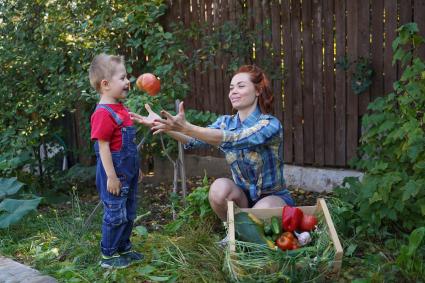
[119,250,144,263]
[100,254,130,269]
[217,235,229,248]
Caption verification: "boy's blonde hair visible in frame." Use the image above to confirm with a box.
[89,54,125,92]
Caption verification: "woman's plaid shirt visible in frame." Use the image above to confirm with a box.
[184,106,288,201]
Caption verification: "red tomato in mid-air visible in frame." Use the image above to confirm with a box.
[136,73,160,96]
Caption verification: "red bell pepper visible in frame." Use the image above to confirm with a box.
[282,206,304,232]
[276,232,299,251]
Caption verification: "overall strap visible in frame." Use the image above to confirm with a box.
[95,104,123,126]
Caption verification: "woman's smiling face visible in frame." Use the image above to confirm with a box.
[229,73,259,111]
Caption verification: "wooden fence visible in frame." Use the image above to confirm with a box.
[164,0,425,167]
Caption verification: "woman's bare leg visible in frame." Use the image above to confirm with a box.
[208,178,248,220]
[252,195,286,208]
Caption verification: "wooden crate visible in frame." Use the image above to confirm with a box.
[227,198,343,276]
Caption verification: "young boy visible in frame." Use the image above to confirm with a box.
[89,54,143,269]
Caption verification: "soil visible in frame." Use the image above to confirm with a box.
[137,175,330,230]
[46,174,329,232]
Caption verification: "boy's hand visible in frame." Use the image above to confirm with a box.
[107,176,122,196]
[130,104,160,128]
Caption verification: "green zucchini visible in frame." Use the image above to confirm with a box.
[234,212,275,249]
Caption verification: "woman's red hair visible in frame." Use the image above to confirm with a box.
[235,65,273,114]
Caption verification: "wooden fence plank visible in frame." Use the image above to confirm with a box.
[214,0,224,115]
[335,0,347,166]
[271,0,283,122]
[222,0,232,115]
[398,0,413,79]
[282,0,294,163]
[292,0,304,165]
[206,0,217,114]
[370,0,384,100]
[414,0,425,60]
[186,0,197,110]
[323,0,335,166]
[346,0,359,163]
[199,0,210,112]
[201,0,213,156]
[399,0,413,29]
[178,0,184,22]
[302,0,314,164]
[184,0,190,25]
[384,0,397,95]
[312,0,324,165]
[262,0,272,83]
[358,0,371,116]
[254,0,263,64]
[234,0,246,76]
[195,0,203,110]
[247,0,254,30]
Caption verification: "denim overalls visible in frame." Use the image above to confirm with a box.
[94,104,139,257]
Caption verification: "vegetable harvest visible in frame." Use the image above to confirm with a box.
[234,206,319,254]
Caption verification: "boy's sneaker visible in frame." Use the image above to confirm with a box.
[100,254,130,269]
[119,250,144,263]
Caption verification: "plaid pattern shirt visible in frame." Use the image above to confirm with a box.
[184,106,287,201]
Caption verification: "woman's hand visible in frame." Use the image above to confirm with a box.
[152,101,189,135]
[130,104,160,128]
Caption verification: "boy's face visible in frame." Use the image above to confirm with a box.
[101,63,130,100]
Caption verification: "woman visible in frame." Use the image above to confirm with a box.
[131,65,294,221]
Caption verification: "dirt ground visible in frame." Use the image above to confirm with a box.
[137,175,329,230]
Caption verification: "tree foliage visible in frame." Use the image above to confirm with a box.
[0,0,195,180]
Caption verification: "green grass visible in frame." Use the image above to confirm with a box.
[0,193,228,283]
[1,193,422,282]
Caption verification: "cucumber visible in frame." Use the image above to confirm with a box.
[271,216,281,235]
[264,223,272,236]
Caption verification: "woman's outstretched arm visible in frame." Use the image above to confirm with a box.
[130,104,193,144]
[151,102,223,146]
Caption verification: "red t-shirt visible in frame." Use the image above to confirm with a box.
[90,103,133,152]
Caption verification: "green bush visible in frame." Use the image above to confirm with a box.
[165,174,217,233]
[335,23,425,236]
